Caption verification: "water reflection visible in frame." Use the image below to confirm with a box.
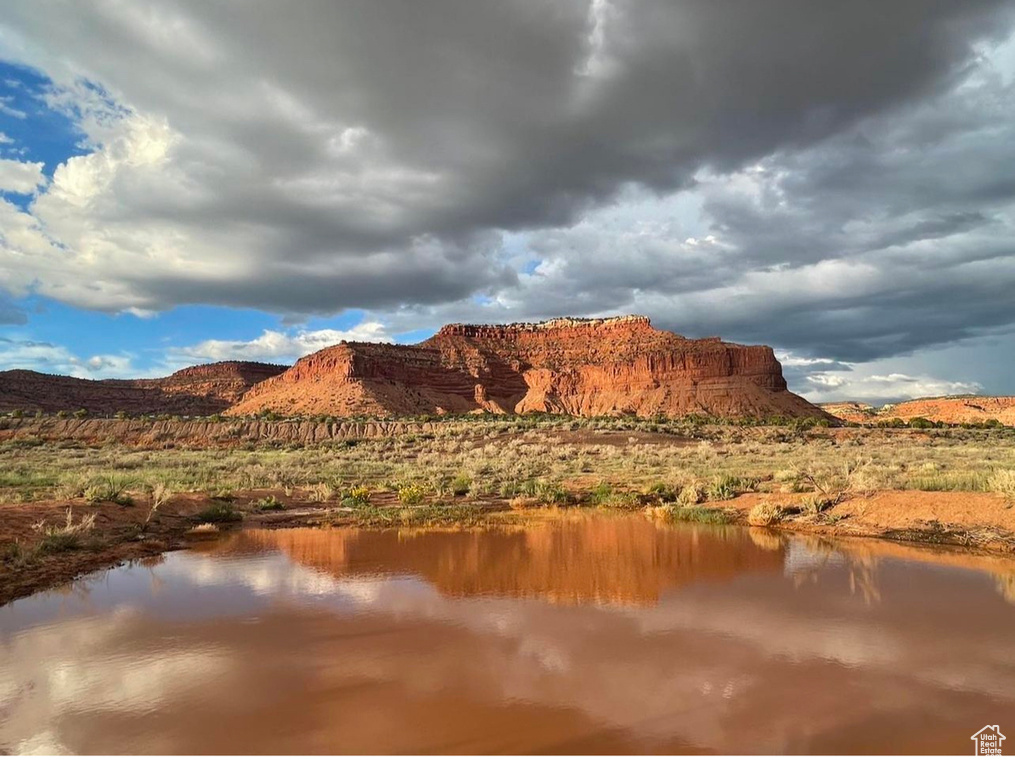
[2,514,1014,754]
[221,517,785,604]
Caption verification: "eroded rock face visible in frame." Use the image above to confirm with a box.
[230,316,830,420]
[0,362,287,416]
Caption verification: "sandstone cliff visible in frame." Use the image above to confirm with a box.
[230,316,830,420]
[0,361,287,417]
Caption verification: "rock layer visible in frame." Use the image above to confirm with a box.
[230,316,829,420]
[0,362,287,417]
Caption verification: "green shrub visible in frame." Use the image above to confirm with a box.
[668,506,733,525]
[84,476,134,506]
[451,473,472,496]
[646,482,677,502]
[196,502,243,523]
[37,531,82,554]
[707,475,743,501]
[345,485,371,506]
[397,483,427,505]
[1,540,34,568]
[255,495,285,511]
[587,481,638,507]
[677,483,704,506]
[802,494,834,516]
[501,478,572,505]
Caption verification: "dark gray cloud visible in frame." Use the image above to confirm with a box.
[1,0,1014,315]
[398,43,1015,371]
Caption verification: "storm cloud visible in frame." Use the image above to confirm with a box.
[2,1,1015,399]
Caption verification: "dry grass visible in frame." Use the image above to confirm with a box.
[0,421,1013,509]
[147,481,173,512]
[988,469,1015,502]
[30,509,97,552]
[748,502,786,527]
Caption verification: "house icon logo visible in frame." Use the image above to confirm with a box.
[971,725,1005,755]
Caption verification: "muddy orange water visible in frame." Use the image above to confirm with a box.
[2,514,1015,755]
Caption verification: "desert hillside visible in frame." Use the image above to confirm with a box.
[0,361,287,417]
[230,316,832,420]
[823,396,1015,426]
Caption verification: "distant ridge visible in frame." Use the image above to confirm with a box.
[824,396,1015,426]
[0,361,286,416]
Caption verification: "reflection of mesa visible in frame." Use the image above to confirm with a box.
[223,519,784,606]
[229,315,831,420]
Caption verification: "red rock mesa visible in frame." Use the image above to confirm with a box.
[229,316,829,420]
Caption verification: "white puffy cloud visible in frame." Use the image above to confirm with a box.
[775,348,985,404]
[170,322,392,363]
[0,159,44,193]
[0,336,155,379]
[798,372,982,404]
[0,95,26,119]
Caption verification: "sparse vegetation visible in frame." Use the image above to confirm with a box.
[255,495,285,511]
[748,502,788,527]
[187,522,220,535]
[83,475,134,506]
[147,481,173,513]
[1,418,1014,522]
[677,482,704,506]
[988,469,1015,503]
[5,416,1015,607]
[197,502,243,523]
[397,483,428,505]
[31,509,97,552]
[667,506,734,525]
[344,485,372,506]
[308,482,336,503]
[707,474,755,501]
[587,481,639,508]
[451,473,472,496]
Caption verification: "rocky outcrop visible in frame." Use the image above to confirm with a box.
[825,396,1015,426]
[0,362,286,417]
[230,316,830,420]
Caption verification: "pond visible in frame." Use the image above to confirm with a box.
[2,514,1014,754]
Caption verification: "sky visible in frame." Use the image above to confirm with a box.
[2,1,1015,404]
